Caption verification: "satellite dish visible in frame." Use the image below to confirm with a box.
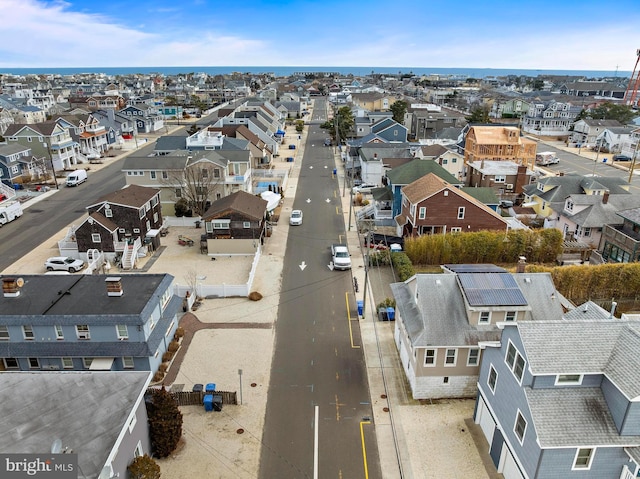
[16,278,24,287]
[51,439,62,454]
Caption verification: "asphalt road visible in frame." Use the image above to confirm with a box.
[0,136,166,271]
[259,99,381,479]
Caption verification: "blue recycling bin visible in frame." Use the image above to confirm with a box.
[333,168,337,176]
[203,394,214,411]
[205,383,216,393]
[387,307,395,321]
[289,144,296,150]
[357,300,363,316]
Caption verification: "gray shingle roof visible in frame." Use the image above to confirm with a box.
[525,387,640,447]
[0,371,151,478]
[518,319,640,399]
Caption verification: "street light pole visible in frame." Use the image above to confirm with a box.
[628,136,640,183]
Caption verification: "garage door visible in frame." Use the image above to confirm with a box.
[500,444,525,479]
[476,396,496,444]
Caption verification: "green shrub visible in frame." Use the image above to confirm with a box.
[391,252,415,281]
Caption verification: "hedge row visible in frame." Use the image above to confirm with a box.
[403,229,563,265]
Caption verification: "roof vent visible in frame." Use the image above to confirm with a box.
[105,276,123,297]
[2,277,24,297]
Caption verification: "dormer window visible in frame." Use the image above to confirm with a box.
[555,374,583,385]
[566,199,574,212]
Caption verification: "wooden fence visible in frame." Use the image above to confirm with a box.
[166,389,238,406]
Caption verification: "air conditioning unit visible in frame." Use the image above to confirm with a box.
[506,183,514,190]
[77,333,90,340]
[118,337,128,341]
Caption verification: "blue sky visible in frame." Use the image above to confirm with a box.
[2,0,640,71]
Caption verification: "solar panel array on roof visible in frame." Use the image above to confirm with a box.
[443,264,507,274]
[458,272,528,306]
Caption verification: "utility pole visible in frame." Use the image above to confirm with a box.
[628,135,640,183]
[45,143,58,190]
[361,230,371,319]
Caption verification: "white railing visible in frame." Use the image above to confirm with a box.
[0,182,16,201]
[620,465,636,479]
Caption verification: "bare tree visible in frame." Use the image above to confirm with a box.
[163,158,224,217]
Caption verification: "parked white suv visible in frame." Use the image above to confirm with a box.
[45,256,85,273]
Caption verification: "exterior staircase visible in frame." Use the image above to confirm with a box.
[120,238,142,270]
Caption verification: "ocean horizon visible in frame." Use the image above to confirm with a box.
[0,66,632,79]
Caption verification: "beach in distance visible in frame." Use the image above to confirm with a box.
[0,65,631,79]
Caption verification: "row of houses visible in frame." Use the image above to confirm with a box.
[390,263,640,479]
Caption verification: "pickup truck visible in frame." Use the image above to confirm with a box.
[331,244,352,270]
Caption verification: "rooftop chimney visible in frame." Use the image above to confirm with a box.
[516,256,527,273]
[105,276,123,297]
[2,277,24,297]
[602,191,609,204]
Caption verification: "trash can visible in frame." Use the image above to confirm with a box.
[203,394,214,412]
[212,394,223,412]
[333,168,337,176]
[387,307,395,321]
[192,383,203,393]
[194,220,201,228]
[378,307,388,321]
[357,300,364,316]
[205,383,216,393]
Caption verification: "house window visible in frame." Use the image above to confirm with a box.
[213,168,221,178]
[160,289,172,309]
[105,208,113,218]
[23,325,35,340]
[444,348,457,366]
[4,358,19,369]
[488,365,498,393]
[116,325,128,340]
[479,311,490,324]
[243,221,251,229]
[467,348,480,366]
[573,448,594,470]
[450,227,461,232]
[162,171,168,179]
[494,175,506,183]
[583,227,591,237]
[76,325,90,340]
[62,357,74,369]
[457,207,465,219]
[506,342,517,369]
[82,357,94,368]
[566,199,574,212]
[123,357,135,369]
[418,207,426,219]
[175,188,182,198]
[555,374,583,385]
[0,325,9,341]
[443,376,449,384]
[134,441,143,458]
[213,220,230,229]
[133,228,140,234]
[55,325,64,340]
[505,311,516,322]
[139,208,145,219]
[28,358,40,369]
[92,233,101,243]
[424,349,436,366]
[514,410,527,444]
[150,171,157,179]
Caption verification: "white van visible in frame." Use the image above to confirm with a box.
[66,169,87,187]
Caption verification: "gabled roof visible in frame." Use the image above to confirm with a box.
[517,319,640,399]
[155,135,188,152]
[202,191,267,221]
[84,212,118,232]
[89,184,160,209]
[0,371,152,478]
[122,152,191,171]
[0,143,31,156]
[387,158,461,186]
[459,187,499,205]
[523,174,630,205]
[563,194,640,227]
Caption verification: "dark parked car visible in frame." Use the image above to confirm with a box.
[613,155,632,161]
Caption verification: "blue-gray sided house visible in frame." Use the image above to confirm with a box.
[0,274,181,372]
[474,319,640,479]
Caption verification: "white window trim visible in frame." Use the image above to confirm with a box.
[91,233,101,243]
[444,348,457,367]
[572,447,595,470]
[424,349,437,367]
[505,340,526,384]
[128,413,137,433]
[554,374,584,386]
[55,325,64,340]
[418,207,426,220]
[82,357,93,368]
[116,325,129,340]
[505,311,516,322]
[23,325,34,340]
[0,325,9,341]
[457,206,465,219]
[514,409,527,445]
[62,357,74,369]
[488,365,498,393]
[478,311,491,324]
[467,348,480,367]
[134,440,143,458]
